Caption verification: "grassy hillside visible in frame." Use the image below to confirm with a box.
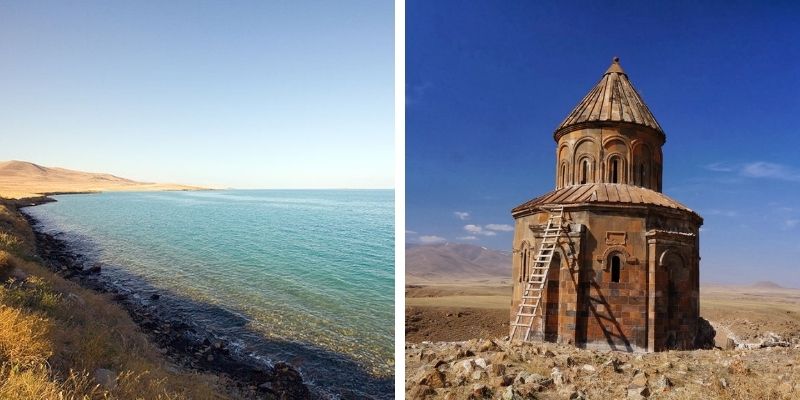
[0,200,223,399]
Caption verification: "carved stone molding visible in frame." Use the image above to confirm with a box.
[596,245,633,270]
[605,231,627,246]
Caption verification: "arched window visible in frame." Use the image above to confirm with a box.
[609,157,620,183]
[639,163,647,187]
[560,163,568,187]
[521,247,528,282]
[610,255,621,283]
[580,159,589,184]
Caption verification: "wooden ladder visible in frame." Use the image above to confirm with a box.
[510,205,565,342]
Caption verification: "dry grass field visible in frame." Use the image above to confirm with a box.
[406,282,800,345]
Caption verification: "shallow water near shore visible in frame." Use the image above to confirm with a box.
[24,189,394,398]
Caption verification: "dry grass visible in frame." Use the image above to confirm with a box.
[0,200,226,399]
[0,305,53,367]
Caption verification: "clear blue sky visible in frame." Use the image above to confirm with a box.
[0,1,393,189]
[406,1,800,287]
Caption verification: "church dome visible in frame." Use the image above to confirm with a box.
[554,58,664,140]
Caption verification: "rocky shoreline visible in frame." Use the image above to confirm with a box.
[20,205,312,400]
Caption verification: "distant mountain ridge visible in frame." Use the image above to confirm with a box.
[406,242,512,284]
[751,281,784,289]
[0,160,204,199]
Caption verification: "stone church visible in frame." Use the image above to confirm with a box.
[509,58,703,352]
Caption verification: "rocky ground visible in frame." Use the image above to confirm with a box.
[405,282,800,399]
[406,306,509,343]
[23,211,310,399]
[406,337,800,399]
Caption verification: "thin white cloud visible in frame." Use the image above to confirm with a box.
[463,224,497,236]
[454,211,470,220]
[784,219,800,229]
[419,235,446,244]
[705,162,735,172]
[485,223,513,232]
[457,236,478,240]
[707,161,800,182]
[405,230,418,235]
[706,209,739,217]
[740,162,800,182]
[464,224,481,233]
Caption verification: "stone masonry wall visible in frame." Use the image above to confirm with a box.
[511,205,700,352]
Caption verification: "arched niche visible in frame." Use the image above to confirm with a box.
[658,248,687,269]
[575,154,596,185]
[557,144,571,188]
[632,143,652,188]
[658,248,689,349]
[605,153,626,184]
[602,136,629,155]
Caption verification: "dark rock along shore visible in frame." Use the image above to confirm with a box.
[20,209,312,400]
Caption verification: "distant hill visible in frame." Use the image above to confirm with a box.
[751,281,784,289]
[406,242,512,284]
[0,160,205,199]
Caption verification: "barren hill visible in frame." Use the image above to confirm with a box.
[406,242,512,285]
[751,280,784,289]
[0,160,205,199]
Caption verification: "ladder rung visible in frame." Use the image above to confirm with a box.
[511,323,531,327]
[522,296,541,300]
[517,313,537,317]
[531,262,549,267]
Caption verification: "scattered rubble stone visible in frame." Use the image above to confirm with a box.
[407,338,800,400]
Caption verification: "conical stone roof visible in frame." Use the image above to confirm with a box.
[555,57,663,139]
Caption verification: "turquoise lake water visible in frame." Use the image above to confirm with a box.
[24,190,394,397]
